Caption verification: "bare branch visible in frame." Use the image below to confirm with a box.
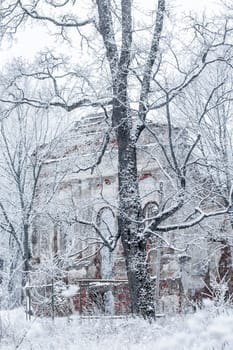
[96,0,119,88]
[18,0,93,28]
[139,0,165,120]
[0,202,23,254]
[156,206,228,232]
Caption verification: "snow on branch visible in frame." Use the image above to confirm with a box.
[18,0,94,28]
[154,185,233,232]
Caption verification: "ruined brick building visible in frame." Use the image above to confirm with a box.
[30,114,233,315]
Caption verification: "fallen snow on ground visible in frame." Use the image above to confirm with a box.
[0,302,233,350]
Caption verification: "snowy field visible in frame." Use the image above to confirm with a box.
[1,302,233,350]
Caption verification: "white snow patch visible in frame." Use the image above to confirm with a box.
[61,285,79,298]
[1,304,233,349]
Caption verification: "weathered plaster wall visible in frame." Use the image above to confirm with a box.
[31,115,233,314]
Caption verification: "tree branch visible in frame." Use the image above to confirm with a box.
[18,0,93,27]
[139,0,165,120]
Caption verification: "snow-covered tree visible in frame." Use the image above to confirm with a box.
[1,0,233,318]
[0,103,67,308]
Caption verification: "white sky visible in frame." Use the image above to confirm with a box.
[0,0,219,68]
[177,0,218,11]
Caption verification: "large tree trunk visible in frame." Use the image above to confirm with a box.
[96,0,165,319]
[115,108,155,319]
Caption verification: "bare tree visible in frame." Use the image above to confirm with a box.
[176,62,233,225]
[0,103,65,308]
[1,0,233,318]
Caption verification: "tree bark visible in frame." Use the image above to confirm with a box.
[114,105,155,318]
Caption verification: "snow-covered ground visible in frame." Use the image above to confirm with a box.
[0,302,233,350]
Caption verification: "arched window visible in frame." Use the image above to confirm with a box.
[96,207,115,279]
[96,207,115,244]
[143,201,159,222]
[96,207,115,314]
[143,202,160,281]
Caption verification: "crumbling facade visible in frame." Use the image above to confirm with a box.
[31,114,233,315]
